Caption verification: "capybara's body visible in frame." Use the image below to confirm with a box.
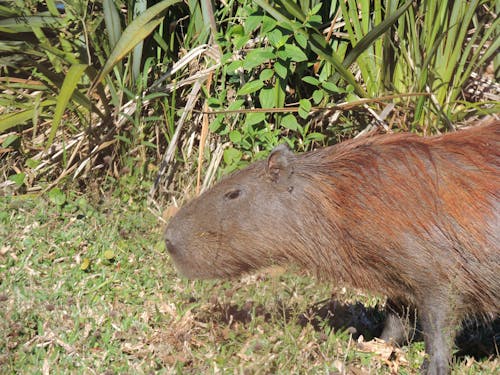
[165,120,500,374]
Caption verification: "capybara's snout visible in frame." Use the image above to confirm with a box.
[164,221,181,257]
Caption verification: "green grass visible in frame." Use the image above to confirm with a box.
[1,190,498,373]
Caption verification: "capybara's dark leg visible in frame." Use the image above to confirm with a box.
[381,299,416,345]
[419,300,458,375]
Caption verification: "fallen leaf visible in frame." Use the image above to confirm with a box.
[80,258,91,271]
[0,246,11,256]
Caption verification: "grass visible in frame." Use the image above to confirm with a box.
[1,188,498,373]
[1,1,497,372]
[2,1,497,197]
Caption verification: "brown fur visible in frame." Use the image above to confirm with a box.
[165,119,499,374]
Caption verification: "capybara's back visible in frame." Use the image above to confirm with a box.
[165,119,500,374]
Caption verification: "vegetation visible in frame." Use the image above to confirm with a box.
[1,0,498,196]
[0,0,499,373]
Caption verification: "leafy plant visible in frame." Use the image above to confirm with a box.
[389,0,500,125]
[1,0,497,198]
[202,0,415,173]
[0,0,187,191]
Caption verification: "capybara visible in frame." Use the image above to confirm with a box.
[165,119,499,375]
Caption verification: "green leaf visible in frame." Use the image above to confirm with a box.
[2,134,18,148]
[232,35,250,50]
[259,69,274,81]
[294,31,308,49]
[226,60,243,73]
[237,80,264,96]
[281,44,308,62]
[262,15,277,33]
[8,173,25,187]
[298,99,311,119]
[279,0,306,22]
[0,15,64,33]
[308,32,367,97]
[47,64,88,147]
[103,0,122,48]
[229,130,242,144]
[47,188,66,206]
[228,99,245,110]
[322,81,344,93]
[306,132,326,142]
[312,89,324,104]
[244,113,265,127]
[242,48,275,70]
[92,0,181,89]
[245,15,262,34]
[0,100,56,132]
[267,29,286,48]
[228,24,244,37]
[274,60,288,79]
[223,148,242,165]
[116,135,132,145]
[310,3,322,16]
[207,97,222,107]
[259,88,276,108]
[209,117,223,133]
[45,0,60,16]
[342,1,413,68]
[302,76,319,86]
[132,0,148,81]
[26,158,41,169]
[281,114,299,130]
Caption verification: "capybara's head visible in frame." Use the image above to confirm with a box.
[164,144,314,279]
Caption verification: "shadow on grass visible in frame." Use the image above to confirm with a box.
[195,296,498,362]
[296,298,499,361]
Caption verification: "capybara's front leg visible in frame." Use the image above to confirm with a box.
[419,298,458,375]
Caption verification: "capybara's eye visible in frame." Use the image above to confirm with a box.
[224,189,241,200]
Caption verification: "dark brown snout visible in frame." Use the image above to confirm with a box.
[164,236,176,256]
[164,221,182,257]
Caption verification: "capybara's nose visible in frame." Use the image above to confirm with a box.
[164,228,178,256]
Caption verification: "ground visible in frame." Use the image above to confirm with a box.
[0,191,498,374]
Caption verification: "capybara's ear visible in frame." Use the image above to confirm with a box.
[267,144,293,182]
